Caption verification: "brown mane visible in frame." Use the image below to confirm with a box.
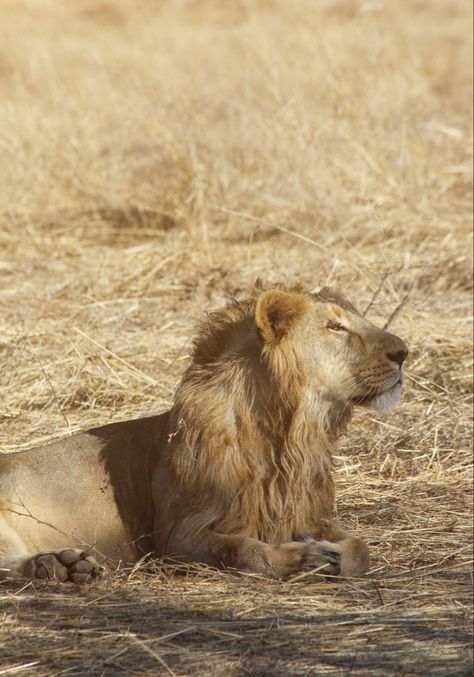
[166,283,352,544]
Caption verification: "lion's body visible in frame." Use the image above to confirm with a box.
[0,416,167,564]
[0,283,407,582]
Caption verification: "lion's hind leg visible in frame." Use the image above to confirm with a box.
[0,549,102,583]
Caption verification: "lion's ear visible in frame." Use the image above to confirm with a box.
[255,290,308,344]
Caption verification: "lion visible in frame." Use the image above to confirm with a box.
[0,281,407,583]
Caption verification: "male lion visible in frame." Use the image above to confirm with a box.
[0,282,407,583]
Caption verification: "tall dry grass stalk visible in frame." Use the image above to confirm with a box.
[0,1,472,674]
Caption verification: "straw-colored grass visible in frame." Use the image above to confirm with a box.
[0,0,472,674]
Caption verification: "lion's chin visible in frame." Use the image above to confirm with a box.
[365,380,403,412]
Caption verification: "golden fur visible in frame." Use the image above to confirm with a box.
[0,281,408,582]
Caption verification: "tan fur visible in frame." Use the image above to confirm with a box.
[0,281,407,582]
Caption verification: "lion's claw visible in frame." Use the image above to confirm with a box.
[321,549,341,566]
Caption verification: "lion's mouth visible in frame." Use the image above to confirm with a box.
[351,372,404,409]
[350,391,377,406]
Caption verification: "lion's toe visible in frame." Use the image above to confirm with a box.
[35,554,69,582]
[32,549,102,583]
[56,549,84,566]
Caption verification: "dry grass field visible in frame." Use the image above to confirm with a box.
[0,0,472,674]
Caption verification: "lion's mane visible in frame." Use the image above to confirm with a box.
[165,283,352,545]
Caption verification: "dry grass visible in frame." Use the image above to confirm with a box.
[0,0,472,674]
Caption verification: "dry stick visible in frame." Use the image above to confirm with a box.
[363,271,390,317]
[217,206,378,282]
[26,340,70,430]
[383,294,409,330]
[271,225,376,282]
[4,497,112,565]
[0,662,40,676]
[74,327,172,391]
[140,627,197,646]
[132,636,177,677]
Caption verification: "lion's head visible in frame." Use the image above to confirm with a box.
[254,283,408,415]
[169,281,408,543]
[187,281,408,422]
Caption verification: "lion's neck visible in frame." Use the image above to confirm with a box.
[168,356,350,543]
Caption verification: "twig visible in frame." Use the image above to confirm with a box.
[132,636,177,676]
[27,340,70,429]
[363,271,390,317]
[2,497,110,563]
[73,327,169,389]
[383,294,409,329]
[0,662,40,675]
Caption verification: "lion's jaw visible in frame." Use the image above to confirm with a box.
[361,370,404,412]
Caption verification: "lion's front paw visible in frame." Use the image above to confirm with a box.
[28,549,102,583]
[303,538,369,577]
[268,542,339,578]
[301,541,341,575]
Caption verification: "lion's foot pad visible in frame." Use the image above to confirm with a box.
[32,549,101,583]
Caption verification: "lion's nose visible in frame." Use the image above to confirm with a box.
[386,349,408,367]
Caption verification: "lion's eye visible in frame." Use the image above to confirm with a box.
[327,320,347,332]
